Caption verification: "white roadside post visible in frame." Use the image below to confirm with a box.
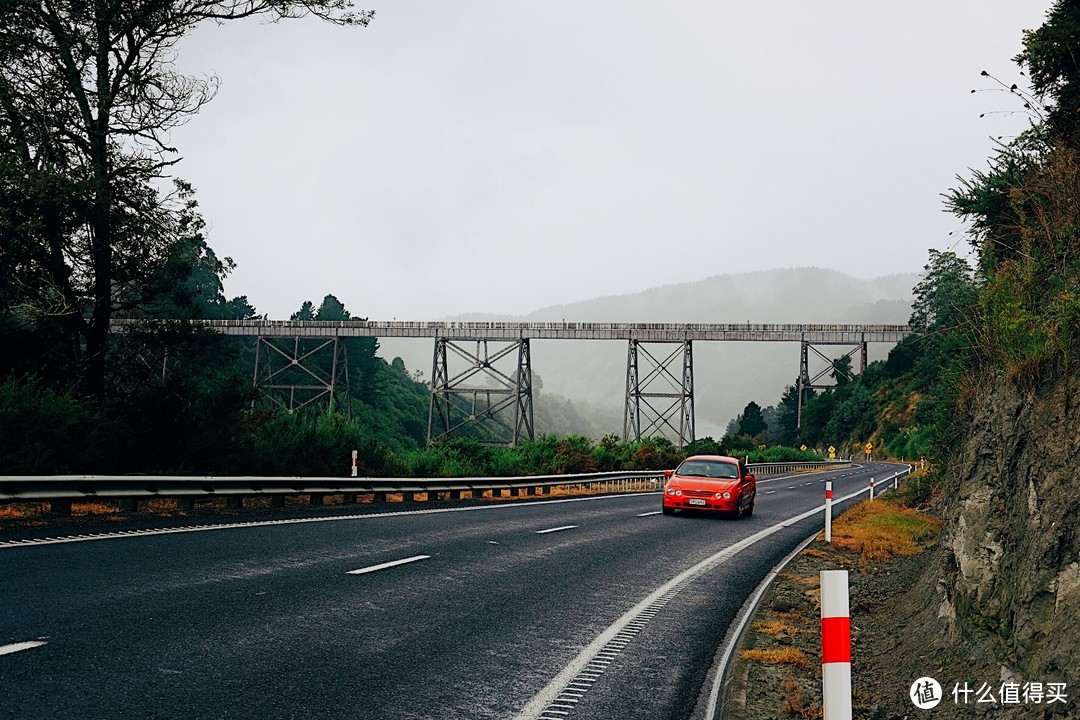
[893,472,899,490]
[825,481,833,543]
[351,450,358,478]
[821,569,852,720]
[869,477,875,501]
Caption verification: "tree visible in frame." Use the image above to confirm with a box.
[1016,0,1080,147]
[909,250,980,332]
[738,400,767,437]
[0,2,373,398]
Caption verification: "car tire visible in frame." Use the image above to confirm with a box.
[744,500,754,517]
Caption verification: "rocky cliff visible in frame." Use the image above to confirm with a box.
[940,371,1079,682]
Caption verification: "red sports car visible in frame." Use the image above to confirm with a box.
[662,455,756,517]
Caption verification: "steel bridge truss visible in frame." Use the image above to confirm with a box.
[796,339,867,429]
[427,338,534,446]
[252,336,350,416]
[623,340,695,449]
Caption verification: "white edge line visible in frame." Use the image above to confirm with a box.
[346,554,430,575]
[636,511,662,517]
[513,482,874,720]
[0,640,47,656]
[700,532,819,720]
[535,525,578,535]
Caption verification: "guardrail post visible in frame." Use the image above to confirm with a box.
[820,569,852,720]
[825,481,833,543]
[176,497,195,511]
[119,498,139,512]
[310,493,325,506]
[373,491,388,503]
[343,493,357,504]
[227,496,243,510]
[271,495,285,508]
[49,499,73,516]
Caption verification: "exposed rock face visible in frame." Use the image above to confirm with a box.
[942,372,1079,681]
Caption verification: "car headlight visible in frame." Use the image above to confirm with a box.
[722,491,731,499]
[666,488,675,495]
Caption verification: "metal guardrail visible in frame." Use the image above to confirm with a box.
[0,461,852,515]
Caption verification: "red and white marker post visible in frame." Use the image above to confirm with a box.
[824,481,833,543]
[869,477,875,501]
[351,450,358,478]
[820,569,852,720]
[893,472,899,490]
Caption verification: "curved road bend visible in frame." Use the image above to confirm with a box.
[0,463,907,720]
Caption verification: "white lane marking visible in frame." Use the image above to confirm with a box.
[700,532,820,720]
[346,554,430,576]
[636,511,662,517]
[764,490,777,495]
[0,492,660,550]
[787,486,796,489]
[0,640,47,656]
[536,525,578,535]
[514,482,877,720]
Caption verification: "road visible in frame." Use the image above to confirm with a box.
[0,463,907,720]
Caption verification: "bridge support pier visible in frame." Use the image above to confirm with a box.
[623,339,695,449]
[427,337,534,446]
[796,337,868,430]
[252,335,350,417]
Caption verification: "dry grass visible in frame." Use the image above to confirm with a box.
[739,648,811,670]
[779,573,820,586]
[753,619,798,637]
[801,548,830,559]
[780,671,822,719]
[830,498,942,567]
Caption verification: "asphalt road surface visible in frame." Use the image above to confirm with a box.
[0,462,908,720]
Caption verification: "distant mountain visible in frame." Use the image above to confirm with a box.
[380,267,918,439]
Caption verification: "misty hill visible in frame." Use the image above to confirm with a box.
[380,267,918,438]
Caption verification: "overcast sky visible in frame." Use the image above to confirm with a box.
[170,1,1048,321]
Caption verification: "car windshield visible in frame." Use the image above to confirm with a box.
[676,460,739,479]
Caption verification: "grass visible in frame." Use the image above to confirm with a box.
[829,497,942,567]
[738,648,811,670]
[753,619,798,637]
[780,671,821,719]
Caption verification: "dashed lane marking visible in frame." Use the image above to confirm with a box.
[536,525,578,535]
[0,640,47,656]
[346,555,430,575]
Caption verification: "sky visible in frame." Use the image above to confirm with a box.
[169,1,1050,321]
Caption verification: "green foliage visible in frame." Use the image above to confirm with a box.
[0,376,121,473]
[745,446,824,463]
[738,400,767,437]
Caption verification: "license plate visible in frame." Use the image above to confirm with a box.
[688,498,707,506]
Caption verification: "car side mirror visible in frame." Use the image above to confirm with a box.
[663,469,674,477]
[744,473,755,482]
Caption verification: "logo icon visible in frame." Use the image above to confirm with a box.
[910,677,942,709]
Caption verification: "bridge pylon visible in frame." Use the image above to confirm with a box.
[623,339,695,449]
[252,335,351,416]
[795,336,867,429]
[427,337,534,446]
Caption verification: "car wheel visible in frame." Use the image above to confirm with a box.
[662,506,674,515]
[744,500,754,517]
